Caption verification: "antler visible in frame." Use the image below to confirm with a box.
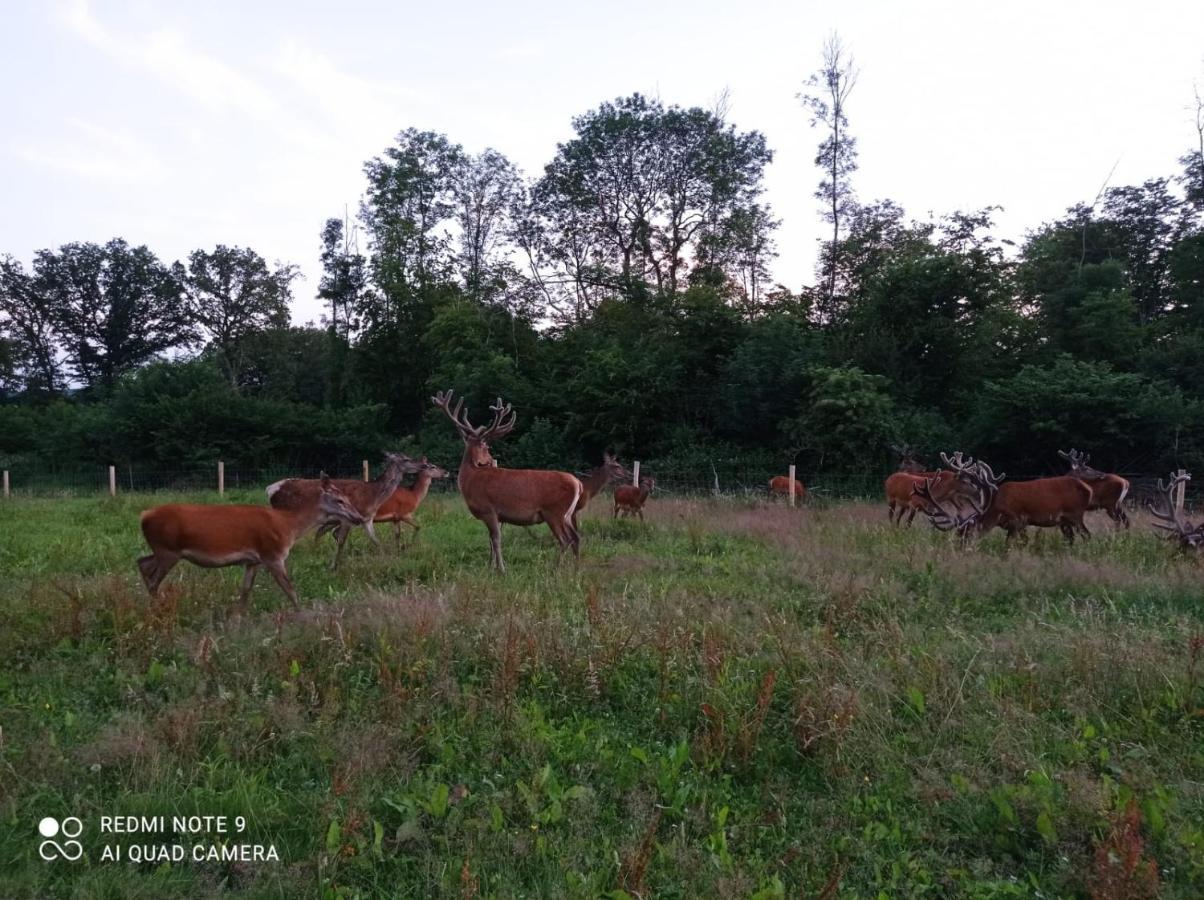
[912,478,959,531]
[431,389,479,442]
[481,397,517,442]
[1148,471,1203,548]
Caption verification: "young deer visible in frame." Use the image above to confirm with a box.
[614,477,655,520]
[373,456,450,548]
[572,453,628,531]
[1058,448,1131,529]
[137,474,365,611]
[432,390,582,572]
[266,452,432,569]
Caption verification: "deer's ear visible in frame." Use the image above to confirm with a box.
[320,472,332,489]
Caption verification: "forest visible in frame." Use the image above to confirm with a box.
[3,61,1204,482]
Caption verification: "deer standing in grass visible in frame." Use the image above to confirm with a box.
[1058,448,1131,529]
[885,451,982,526]
[916,456,1092,545]
[432,390,582,572]
[266,452,433,569]
[614,477,655,520]
[573,453,628,531]
[372,457,450,548]
[1148,471,1204,552]
[137,474,365,611]
[768,475,806,501]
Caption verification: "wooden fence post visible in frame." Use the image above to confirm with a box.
[788,464,797,508]
[218,460,225,497]
[108,465,116,497]
[632,460,640,487]
[363,460,370,482]
[1176,467,1187,513]
[2,470,8,499]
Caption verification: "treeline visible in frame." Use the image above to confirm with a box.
[2,88,1203,477]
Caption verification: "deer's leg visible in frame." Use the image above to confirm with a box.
[1076,517,1091,540]
[330,524,351,571]
[394,520,402,551]
[265,559,299,609]
[402,515,420,533]
[138,552,178,597]
[887,500,897,524]
[905,504,917,527]
[237,564,258,613]
[637,507,644,522]
[483,515,505,572]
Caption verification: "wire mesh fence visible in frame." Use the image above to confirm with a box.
[1,463,1200,513]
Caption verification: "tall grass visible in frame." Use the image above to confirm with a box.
[0,493,1201,897]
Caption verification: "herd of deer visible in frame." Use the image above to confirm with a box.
[885,444,1203,551]
[133,394,1201,612]
[135,391,657,610]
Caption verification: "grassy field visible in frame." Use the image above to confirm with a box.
[1,491,1202,898]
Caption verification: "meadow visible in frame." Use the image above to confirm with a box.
[1,491,1202,898]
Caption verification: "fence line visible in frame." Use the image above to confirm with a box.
[0,463,1199,511]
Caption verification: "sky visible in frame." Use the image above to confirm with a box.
[2,0,1203,324]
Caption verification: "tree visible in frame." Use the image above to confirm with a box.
[526,94,773,316]
[317,216,368,339]
[782,365,894,469]
[799,33,859,322]
[0,255,61,397]
[179,245,296,386]
[451,148,523,303]
[33,239,192,392]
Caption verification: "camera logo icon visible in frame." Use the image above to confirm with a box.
[38,817,84,861]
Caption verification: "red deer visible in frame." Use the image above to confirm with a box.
[1148,471,1204,552]
[432,390,582,572]
[768,475,806,501]
[572,453,628,531]
[891,443,926,475]
[137,474,365,611]
[614,476,656,520]
[266,452,432,569]
[372,457,450,548]
[1058,449,1131,528]
[885,451,982,526]
[918,457,1092,544]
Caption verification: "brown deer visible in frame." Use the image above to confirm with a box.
[1148,471,1204,552]
[891,443,927,475]
[572,453,628,531]
[918,456,1092,545]
[432,390,582,572]
[885,451,982,525]
[768,475,806,500]
[614,476,655,520]
[266,452,434,569]
[137,474,365,611]
[372,456,450,548]
[1058,449,1131,529]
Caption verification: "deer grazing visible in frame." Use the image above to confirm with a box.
[432,390,582,572]
[614,476,656,520]
[573,453,628,531]
[916,456,1093,544]
[885,450,981,526]
[1148,471,1204,552]
[266,452,434,569]
[1058,449,1131,529]
[372,457,450,548]
[768,475,806,501]
[137,474,365,611]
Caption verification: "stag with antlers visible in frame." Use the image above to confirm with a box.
[1058,449,1131,529]
[885,451,982,526]
[432,390,582,572]
[1148,471,1204,552]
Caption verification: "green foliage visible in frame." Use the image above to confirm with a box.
[783,365,895,467]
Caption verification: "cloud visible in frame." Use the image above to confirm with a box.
[16,118,167,183]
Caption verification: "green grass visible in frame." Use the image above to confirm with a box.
[1,492,1203,898]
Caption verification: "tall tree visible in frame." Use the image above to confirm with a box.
[0,255,61,397]
[179,245,296,386]
[34,239,192,392]
[799,33,859,322]
[318,216,368,339]
[451,148,523,303]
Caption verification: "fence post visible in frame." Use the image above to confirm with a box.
[363,459,370,482]
[218,460,225,497]
[1176,468,1187,513]
[632,460,640,486]
[109,465,116,497]
[2,470,8,498]
[788,464,796,508]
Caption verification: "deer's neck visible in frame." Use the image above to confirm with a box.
[275,499,324,544]
[412,472,433,502]
[369,464,407,506]
[582,466,610,498]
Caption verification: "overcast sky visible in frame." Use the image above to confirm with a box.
[3,0,1203,323]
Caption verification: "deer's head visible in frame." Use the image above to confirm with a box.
[431,390,517,468]
[317,473,367,525]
